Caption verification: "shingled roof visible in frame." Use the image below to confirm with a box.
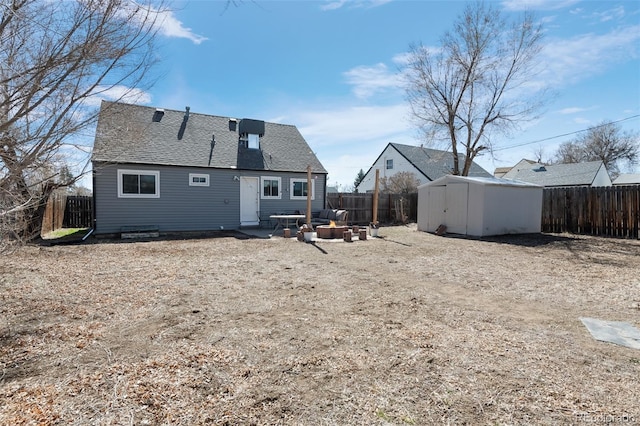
[502,160,607,187]
[389,143,492,180]
[91,101,327,174]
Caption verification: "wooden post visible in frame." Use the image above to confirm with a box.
[306,165,312,228]
[372,169,379,225]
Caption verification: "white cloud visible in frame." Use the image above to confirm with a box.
[295,103,412,149]
[343,63,403,99]
[573,117,592,125]
[320,0,393,12]
[84,85,152,108]
[286,102,419,187]
[538,25,640,87]
[594,5,626,22]
[321,0,348,11]
[154,8,208,44]
[558,107,593,115]
[120,3,207,45]
[501,0,580,12]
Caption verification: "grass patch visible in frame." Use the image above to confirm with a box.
[42,227,89,240]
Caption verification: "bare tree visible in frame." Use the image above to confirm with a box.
[554,121,639,178]
[0,0,164,244]
[403,2,546,176]
[379,171,420,194]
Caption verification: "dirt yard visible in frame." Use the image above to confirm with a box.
[1,225,639,425]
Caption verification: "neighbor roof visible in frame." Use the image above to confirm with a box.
[91,101,327,174]
[389,143,492,180]
[613,174,640,185]
[502,161,605,187]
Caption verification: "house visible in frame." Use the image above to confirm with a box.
[612,174,640,186]
[355,143,492,192]
[494,159,537,178]
[91,101,328,234]
[500,159,612,187]
[417,175,543,237]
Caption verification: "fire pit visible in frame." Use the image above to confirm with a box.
[316,225,349,239]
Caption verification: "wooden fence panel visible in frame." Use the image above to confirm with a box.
[326,192,418,224]
[64,196,93,228]
[41,193,93,234]
[542,186,640,239]
[41,192,66,235]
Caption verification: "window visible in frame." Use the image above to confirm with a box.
[189,173,209,187]
[118,169,159,198]
[261,176,281,199]
[386,159,393,169]
[290,178,315,200]
[239,133,260,149]
[248,133,260,149]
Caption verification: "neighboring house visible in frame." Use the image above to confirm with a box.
[355,142,492,192]
[91,101,328,234]
[501,159,612,187]
[494,159,537,178]
[612,174,640,186]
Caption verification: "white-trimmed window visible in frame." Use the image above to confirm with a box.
[189,173,209,187]
[118,169,159,198]
[261,176,281,199]
[290,178,315,200]
[248,133,260,149]
[386,159,393,169]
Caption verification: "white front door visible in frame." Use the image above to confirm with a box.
[240,177,260,226]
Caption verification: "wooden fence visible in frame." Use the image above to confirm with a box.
[542,186,640,238]
[330,186,640,239]
[39,186,640,238]
[327,192,418,224]
[42,193,93,234]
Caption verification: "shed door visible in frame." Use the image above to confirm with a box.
[445,183,468,234]
[240,177,259,226]
[427,186,446,232]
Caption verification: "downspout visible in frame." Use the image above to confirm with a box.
[89,167,97,237]
[323,173,327,209]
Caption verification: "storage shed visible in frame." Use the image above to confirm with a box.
[417,175,543,237]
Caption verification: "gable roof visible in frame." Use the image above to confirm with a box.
[91,101,327,174]
[613,174,640,185]
[502,160,606,187]
[387,143,492,180]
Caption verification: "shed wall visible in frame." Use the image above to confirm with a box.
[417,177,543,237]
[477,185,542,236]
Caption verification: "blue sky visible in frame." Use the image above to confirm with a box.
[99,0,640,189]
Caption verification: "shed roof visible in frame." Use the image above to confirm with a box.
[418,174,542,189]
[91,101,327,173]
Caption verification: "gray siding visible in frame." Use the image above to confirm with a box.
[94,162,326,234]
